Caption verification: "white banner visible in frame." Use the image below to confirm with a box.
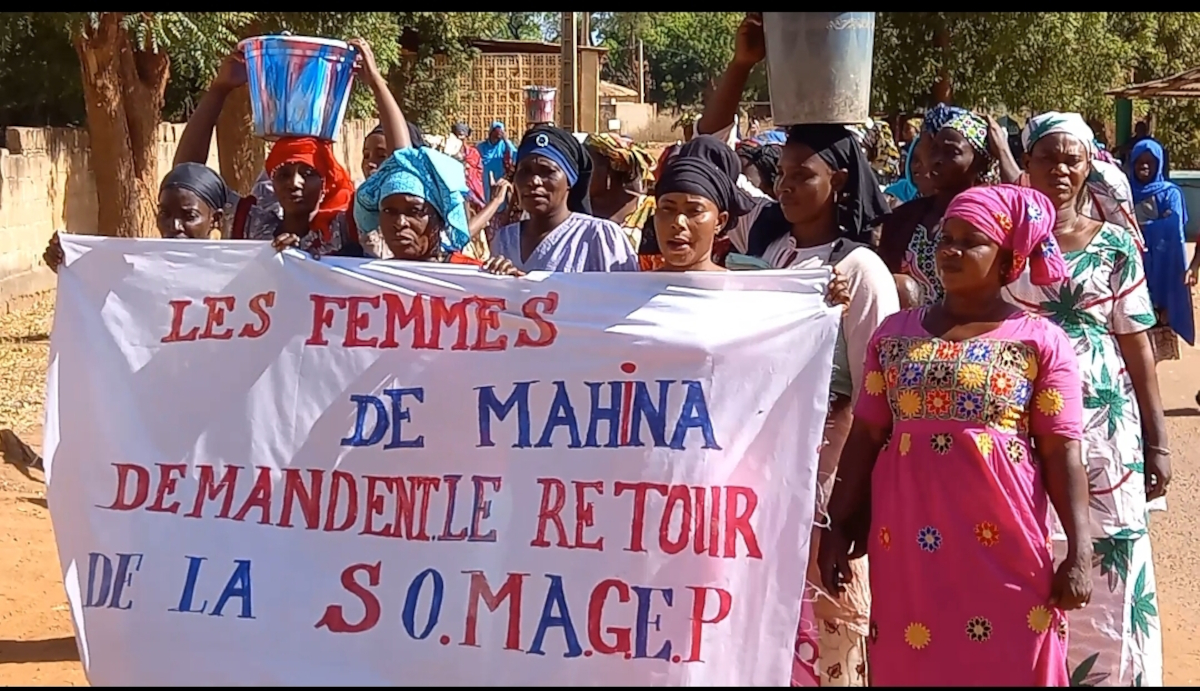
[45,236,837,686]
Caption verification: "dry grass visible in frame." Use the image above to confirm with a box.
[629,113,686,144]
[0,294,54,437]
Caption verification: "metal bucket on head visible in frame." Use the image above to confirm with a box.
[525,86,557,126]
[239,35,357,142]
[762,12,875,126]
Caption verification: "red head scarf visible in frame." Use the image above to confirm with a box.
[265,137,355,239]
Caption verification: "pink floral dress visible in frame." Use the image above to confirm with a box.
[854,308,1083,686]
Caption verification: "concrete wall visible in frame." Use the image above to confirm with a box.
[0,119,376,313]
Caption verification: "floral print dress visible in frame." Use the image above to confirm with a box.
[1004,222,1164,687]
[854,308,1082,686]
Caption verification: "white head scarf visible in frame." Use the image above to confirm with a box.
[1021,112,1144,250]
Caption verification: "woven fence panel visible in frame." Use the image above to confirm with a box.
[433,54,562,138]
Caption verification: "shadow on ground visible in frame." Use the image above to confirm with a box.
[0,637,78,664]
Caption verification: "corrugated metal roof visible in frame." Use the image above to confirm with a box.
[1107,66,1200,99]
[599,80,638,98]
[468,38,608,55]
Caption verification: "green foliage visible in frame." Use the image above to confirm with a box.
[478,13,554,42]
[8,11,1200,166]
[0,12,257,125]
[1116,13,1200,169]
[0,13,85,126]
[595,12,767,111]
[871,13,1134,119]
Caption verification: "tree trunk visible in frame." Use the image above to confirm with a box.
[932,20,953,105]
[74,13,169,238]
[215,86,264,197]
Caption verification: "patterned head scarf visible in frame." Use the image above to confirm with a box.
[353,147,471,253]
[922,103,966,136]
[862,121,901,181]
[734,138,783,190]
[1021,111,1144,249]
[583,133,656,185]
[939,110,996,183]
[944,185,1066,286]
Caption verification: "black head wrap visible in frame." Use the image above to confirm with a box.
[747,125,891,255]
[655,156,741,231]
[735,139,782,190]
[160,163,230,212]
[517,124,593,214]
[676,135,755,216]
[370,121,426,148]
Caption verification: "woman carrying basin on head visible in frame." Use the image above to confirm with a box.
[170,39,408,256]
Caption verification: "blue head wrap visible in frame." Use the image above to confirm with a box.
[516,129,580,186]
[885,136,920,204]
[353,148,471,253]
[1129,139,1174,204]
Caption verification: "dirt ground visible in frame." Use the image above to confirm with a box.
[1,290,1199,685]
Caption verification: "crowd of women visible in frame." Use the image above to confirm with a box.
[42,14,1186,686]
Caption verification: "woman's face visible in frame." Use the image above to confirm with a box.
[379,193,441,261]
[1025,133,1090,209]
[489,127,504,144]
[911,136,937,197]
[929,128,979,193]
[361,133,389,179]
[271,162,323,216]
[654,192,727,269]
[776,141,846,225]
[157,188,223,239]
[935,217,1006,294]
[514,155,570,217]
[1134,151,1159,185]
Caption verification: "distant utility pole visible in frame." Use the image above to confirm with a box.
[578,12,591,46]
[560,12,578,131]
[637,39,645,104]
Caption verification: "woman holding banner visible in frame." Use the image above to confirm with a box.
[820,185,1092,686]
[42,163,235,271]
[650,152,743,273]
[351,146,519,275]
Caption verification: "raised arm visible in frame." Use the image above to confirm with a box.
[696,13,763,136]
[348,38,410,151]
[468,178,511,239]
[174,53,246,167]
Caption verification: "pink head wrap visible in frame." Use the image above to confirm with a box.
[943,184,1066,286]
